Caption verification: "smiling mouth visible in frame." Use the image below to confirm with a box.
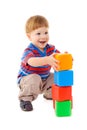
[39,41,46,44]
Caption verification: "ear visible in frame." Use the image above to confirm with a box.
[26,33,31,40]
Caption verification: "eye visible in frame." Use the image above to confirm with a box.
[45,32,48,34]
[36,33,40,35]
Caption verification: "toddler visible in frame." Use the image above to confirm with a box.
[17,15,60,111]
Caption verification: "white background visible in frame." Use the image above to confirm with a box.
[0,0,87,129]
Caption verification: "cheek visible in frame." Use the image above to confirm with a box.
[32,37,38,42]
[34,36,39,40]
[47,36,49,41]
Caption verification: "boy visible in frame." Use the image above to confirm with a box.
[17,15,60,111]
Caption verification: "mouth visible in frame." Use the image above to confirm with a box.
[39,41,46,44]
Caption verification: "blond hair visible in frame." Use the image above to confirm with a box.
[25,15,49,33]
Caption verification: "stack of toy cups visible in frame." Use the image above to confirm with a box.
[52,53,73,117]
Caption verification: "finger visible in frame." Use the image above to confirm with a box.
[52,65,57,71]
[52,53,59,57]
[53,58,60,63]
[53,63,60,70]
[53,65,59,71]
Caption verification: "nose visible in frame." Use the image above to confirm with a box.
[40,34,46,39]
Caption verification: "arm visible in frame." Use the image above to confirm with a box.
[28,56,49,66]
[27,53,60,71]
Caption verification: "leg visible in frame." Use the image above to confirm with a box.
[19,74,43,102]
[43,73,54,99]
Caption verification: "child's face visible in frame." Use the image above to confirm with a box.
[28,27,49,51]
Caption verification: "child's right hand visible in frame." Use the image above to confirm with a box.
[46,53,60,71]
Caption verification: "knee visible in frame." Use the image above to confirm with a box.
[29,74,42,83]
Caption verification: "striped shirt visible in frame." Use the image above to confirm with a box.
[17,43,60,84]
